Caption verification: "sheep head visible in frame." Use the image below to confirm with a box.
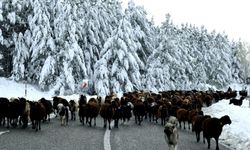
[220,115,232,126]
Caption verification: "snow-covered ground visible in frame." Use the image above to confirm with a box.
[0,77,85,101]
[0,77,250,150]
[201,83,250,150]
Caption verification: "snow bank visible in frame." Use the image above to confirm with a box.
[203,99,250,150]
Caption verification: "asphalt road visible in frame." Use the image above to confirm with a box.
[0,116,232,150]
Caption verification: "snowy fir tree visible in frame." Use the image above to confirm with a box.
[78,0,122,94]
[234,41,250,83]
[146,15,181,91]
[0,0,31,77]
[126,0,155,64]
[94,17,144,96]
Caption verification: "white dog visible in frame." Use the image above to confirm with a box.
[164,116,179,150]
[57,103,69,126]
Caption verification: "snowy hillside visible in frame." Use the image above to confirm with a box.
[1,77,250,149]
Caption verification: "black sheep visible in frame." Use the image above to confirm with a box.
[239,90,248,97]
[39,98,53,122]
[229,96,245,106]
[0,97,9,126]
[192,115,211,142]
[202,115,231,150]
[29,101,46,131]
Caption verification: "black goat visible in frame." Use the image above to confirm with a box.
[239,90,248,97]
[229,96,245,106]
[202,115,231,150]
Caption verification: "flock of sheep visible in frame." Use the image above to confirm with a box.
[0,87,248,150]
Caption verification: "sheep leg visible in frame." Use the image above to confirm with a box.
[35,120,38,132]
[174,144,178,150]
[196,131,200,142]
[149,113,152,122]
[82,117,85,125]
[179,120,182,128]
[163,117,166,126]
[89,118,92,127]
[114,119,118,128]
[70,111,73,120]
[141,115,144,125]
[38,120,41,130]
[215,137,219,150]
[141,115,143,124]
[138,116,141,125]
[103,119,107,128]
[48,114,50,122]
[203,132,206,144]
[7,118,10,129]
[155,116,158,123]
[66,112,69,125]
[79,115,82,122]
[207,138,211,149]
[86,117,89,125]
[31,120,35,129]
[108,119,111,130]
[60,116,63,126]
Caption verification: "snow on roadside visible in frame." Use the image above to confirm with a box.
[0,77,96,102]
[0,77,51,100]
[0,130,10,135]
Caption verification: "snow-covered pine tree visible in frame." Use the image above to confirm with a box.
[125,0,156,88]
[0,0,31,78]
[199,31,231,88]
[18,0,56,88]
[48,0,89,95]
[178,24,207,89]
[78,0,122,94]
[126,0,155,64]
[210,33,234,87]
[146,14,184,91]
[94,17,144,96]
[230,41,242,83]
[233,40,250,83]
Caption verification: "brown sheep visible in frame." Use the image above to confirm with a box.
[100,102,114,130]
[188,109,198,130]
[133,99,146,125]
[29,101,46,131]
[176,108,189,129]
[202,115,232,150]
[192,115,211,142]
[158,103,168,126]
[86,98,99,127]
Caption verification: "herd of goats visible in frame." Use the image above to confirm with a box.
[0,87,248,150]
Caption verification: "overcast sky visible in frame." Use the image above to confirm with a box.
[121,0,250,42]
